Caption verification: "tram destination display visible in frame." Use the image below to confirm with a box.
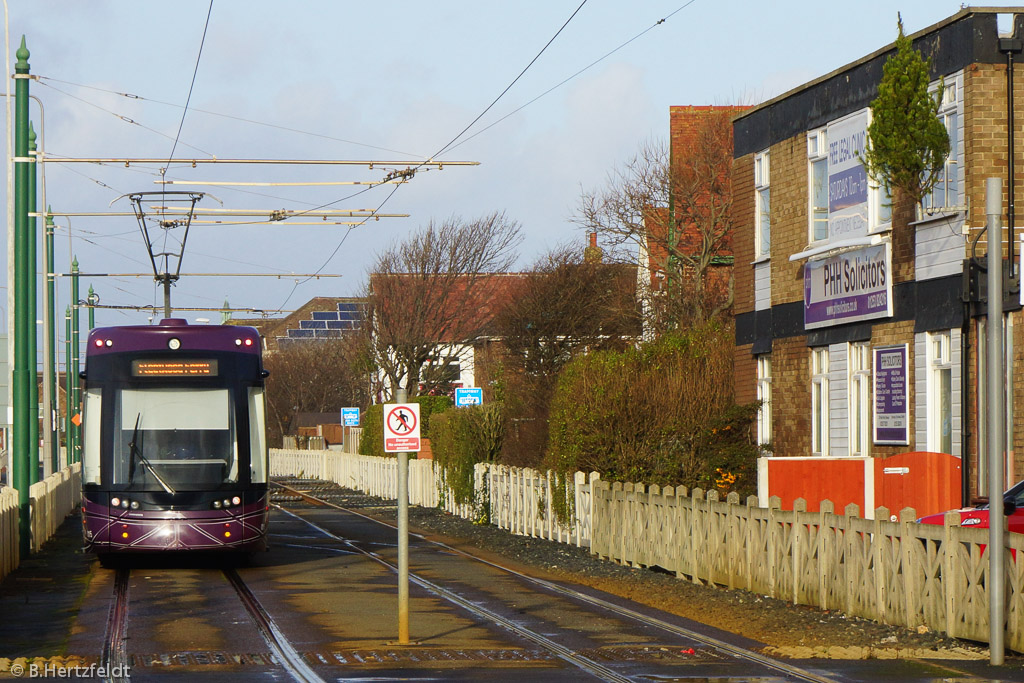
[131,359,219,377]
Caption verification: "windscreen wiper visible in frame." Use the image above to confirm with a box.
[128,413,175,495]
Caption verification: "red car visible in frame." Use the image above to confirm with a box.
[917,480,1024,534]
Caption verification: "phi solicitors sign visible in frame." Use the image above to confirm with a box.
[873,345,909,445]
[804,243,892,330]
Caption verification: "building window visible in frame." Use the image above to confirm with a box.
[928,330,953,454]
[849,342,871,457]
[756,355,772,447]
[870,180,892,232]
[808,130,828,242]
[755,150,770,258]
[923,78,960,212]
[811,347,829,455]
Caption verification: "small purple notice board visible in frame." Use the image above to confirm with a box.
[873,344,908,445]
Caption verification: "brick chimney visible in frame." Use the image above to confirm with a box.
[584,232,602,263]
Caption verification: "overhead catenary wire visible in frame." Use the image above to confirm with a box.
[448,0,702,153]
[277,0,594,305]
[164,0,214,173]
[41,2,698,318]
[36,76,431,160]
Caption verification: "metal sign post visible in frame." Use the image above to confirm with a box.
[986,177,1005,665]
[385,389,421,645]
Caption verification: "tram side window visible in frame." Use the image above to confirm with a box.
[82,389,102,485]
[248,387,268,484]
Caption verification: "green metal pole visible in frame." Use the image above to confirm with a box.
[70,257,80,463]
[87,285,95,330]
[13,36,31,555]
[44,210,57,473]
[27,122,38,481]
[64,307,70,468]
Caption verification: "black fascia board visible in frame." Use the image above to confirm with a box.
[734,11,1001,159]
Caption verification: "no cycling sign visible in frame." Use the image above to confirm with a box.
[383,403,421,453]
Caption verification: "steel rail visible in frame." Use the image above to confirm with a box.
[99,568,131,683]
[222,567,326,683]
[99,563,323,683]
[272,480,840,683]
[274,504,632,683]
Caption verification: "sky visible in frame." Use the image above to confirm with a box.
[4,1,1024,330]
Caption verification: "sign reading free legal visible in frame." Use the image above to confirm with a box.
[383,402,421,453]
[826,109,870,240]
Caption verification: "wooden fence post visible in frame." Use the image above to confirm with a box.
[792,498,806,605]
[899,506,919,628]
[818,500,834,611]
[873,506,890,623]
[943,510,958,639]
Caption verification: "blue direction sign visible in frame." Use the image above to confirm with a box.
[454,387,483,407]
[341,407,360,427]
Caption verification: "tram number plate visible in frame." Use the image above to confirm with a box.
[132,359,219,377]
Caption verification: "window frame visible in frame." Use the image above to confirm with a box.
[848,342,871,457]
[927,330,953,454]
[754,150,771,259]
[756,355,772,448]
[807,129,828,243]
[922,75,961,213]
[811,347,830,456]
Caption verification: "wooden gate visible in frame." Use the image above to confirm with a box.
[761,451,961,518]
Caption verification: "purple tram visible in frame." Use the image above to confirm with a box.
[80,319,270,557]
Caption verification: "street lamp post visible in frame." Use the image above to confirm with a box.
[86,286,97,330]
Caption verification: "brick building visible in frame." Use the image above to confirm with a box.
[733,8,1024,512]
[637,106,742,333]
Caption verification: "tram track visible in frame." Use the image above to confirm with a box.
[100,562,325,683]
[271,479,840,683]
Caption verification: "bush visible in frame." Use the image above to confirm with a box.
[545,320,758,498]
[430,403,505,509]
[358,403,385,457]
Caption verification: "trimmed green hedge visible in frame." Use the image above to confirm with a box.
[430,403,504,509]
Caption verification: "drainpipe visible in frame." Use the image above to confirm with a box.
[962,292,971,506]
[1000,37,1022,277]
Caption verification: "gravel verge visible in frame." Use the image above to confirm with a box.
[330,486,996,660]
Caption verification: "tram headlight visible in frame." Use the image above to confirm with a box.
[223,498,232,508]
[168,338,181,350]
[110,497,120,507]
[120,499,129,509]
[231,496,241,506]
[130,500,140,510]
[212,500,222,509]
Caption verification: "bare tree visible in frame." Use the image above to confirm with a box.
[495,243,638,377]
[263,336,370,447]
[490,243,639,465]
[575,107,739,332]
[367,212,521,398]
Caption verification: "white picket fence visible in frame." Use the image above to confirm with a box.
[0,463,81,583]
[0,486,18,581]
[271,449,592,546]
[29,463,82,552]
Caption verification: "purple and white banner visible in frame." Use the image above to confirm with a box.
[873,344,909,445]
[826,109,870,240]
[804,243,892,329]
